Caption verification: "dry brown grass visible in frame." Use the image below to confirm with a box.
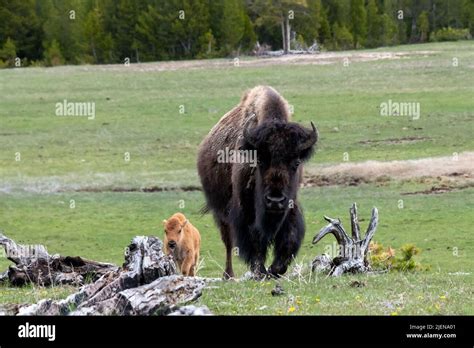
[304,151,474,188]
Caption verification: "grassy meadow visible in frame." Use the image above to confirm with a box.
[0,41,473,314]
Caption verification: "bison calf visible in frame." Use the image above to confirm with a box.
[198,86,318,279]
[163,213,201,276]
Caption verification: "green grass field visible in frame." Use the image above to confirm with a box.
[0,41,473,314]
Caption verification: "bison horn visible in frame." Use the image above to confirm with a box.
[243,114,257,146]
[298,122,318,151]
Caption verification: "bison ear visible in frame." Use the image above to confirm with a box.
[298,122,318,161]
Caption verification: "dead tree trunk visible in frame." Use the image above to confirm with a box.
[0,233,118,286]
[311,203,379,276]
[0,234,211,315]
[281,20,287,54]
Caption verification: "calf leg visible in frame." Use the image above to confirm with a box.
[183,261,195,276]
[180,251,196,276]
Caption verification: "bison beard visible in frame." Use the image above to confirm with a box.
[197,86,318,279]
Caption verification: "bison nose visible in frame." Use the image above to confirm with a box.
[168,241,177,248]
[265,195,287,209]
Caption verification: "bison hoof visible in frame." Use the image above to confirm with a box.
[268,265,287,278]
[241,271,267,281]
[223,270,235,280]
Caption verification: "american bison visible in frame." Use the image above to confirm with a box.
[197,86,318,279]
[163,213,201,276]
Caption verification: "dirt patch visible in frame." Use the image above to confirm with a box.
[401,184,474,195]
[402,186,455,195]
[3,152,472,194]
[304,174,377,187]
[401,179,474,195]
[76,50,437,73]
[69,185,202,193]
[358,136,430,145]
[304,151,474,188]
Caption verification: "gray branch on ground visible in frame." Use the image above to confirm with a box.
[0,234,212,315]
[311,203,379,276]
[0,232,118,286]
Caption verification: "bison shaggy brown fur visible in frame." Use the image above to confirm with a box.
[197,86,318,279]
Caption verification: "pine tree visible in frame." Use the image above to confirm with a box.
[219,0,246,54]
[0,38,17,67]
[294,0,321,45]
[418,11,430,42]
[44,39,65,66]
[319,4,331,44]
[350,0,367,48]
[40,0,86,64]
[0,0,42,61]
[114,0,142,62]
[135,3,172,61]
[379,14,398,46]
[332,22,353,50]
[366,0,379,47]
[170,0,210,58]
[241,12,257,51]
[83,6,114,63]
[465,0,474,35]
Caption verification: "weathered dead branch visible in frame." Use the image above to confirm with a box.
[311,203,379,276]
[0,232,118,286]
[0,234,211,315]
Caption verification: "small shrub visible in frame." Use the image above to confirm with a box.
[29,60,45,67]
[0,38,17,68]
[44,40,65,67]
[369,241,430,272]
[430,27,471,42]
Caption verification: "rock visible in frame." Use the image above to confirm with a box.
[271,283,285,296]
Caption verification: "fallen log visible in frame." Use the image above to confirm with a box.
[17,274,206,316]
[0,232,118,286]
[311,203,379,276]
[0,234,211,315]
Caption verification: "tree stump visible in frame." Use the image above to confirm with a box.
[311,203,379,276]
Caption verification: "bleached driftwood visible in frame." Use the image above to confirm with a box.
[167,305,212,316]
[17,274,206,316]
[311,203,379,276]
[0,232,118,286]
[0,234,211,315]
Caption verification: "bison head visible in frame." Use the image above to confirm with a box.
[163,217,188,251]
[243,118,318,214]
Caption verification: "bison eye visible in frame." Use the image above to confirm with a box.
[291,159,301,171]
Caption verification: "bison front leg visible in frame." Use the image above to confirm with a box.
[268,210,304,277]
[249,249,268,279]
[240,229,269,279]
[231,206,269,279]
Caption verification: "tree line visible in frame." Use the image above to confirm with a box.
[0,0,473,67]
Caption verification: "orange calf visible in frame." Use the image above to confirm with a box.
[163,213,201,276]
